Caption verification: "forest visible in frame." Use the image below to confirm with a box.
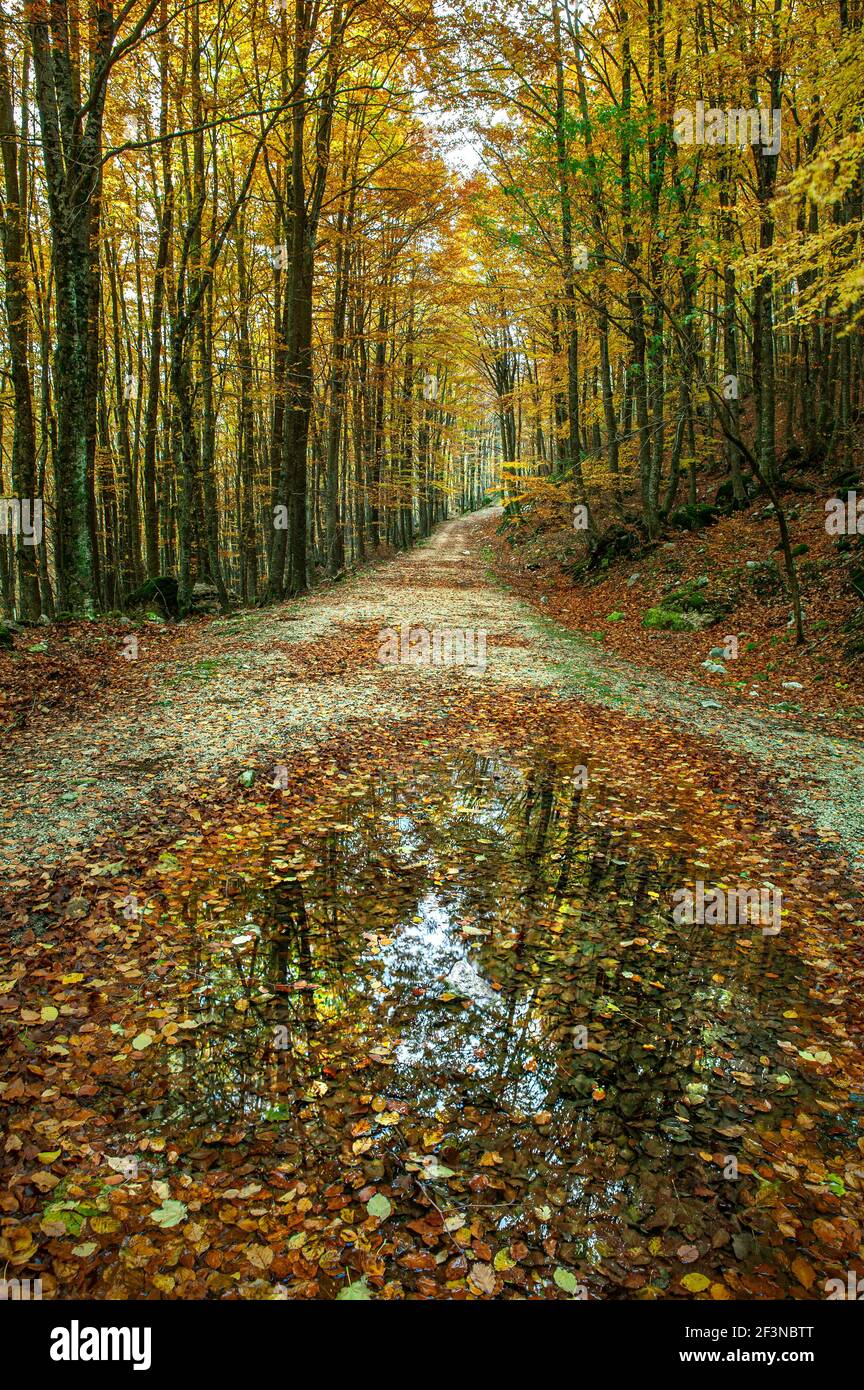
[0,0,859,621]
[1,0,864,1334]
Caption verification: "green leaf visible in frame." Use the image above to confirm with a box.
[337,1278,372,1300]
[422,1161,455,1179]
[554,1267,578,1293]
[263,1103,291,1122]
[366,1193,391,1220]
[43,1202,86,1236]
[150,1199,187,1228]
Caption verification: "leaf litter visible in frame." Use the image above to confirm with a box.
[1,516,863,1301]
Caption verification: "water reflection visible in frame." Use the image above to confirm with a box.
[138,746,833,1293]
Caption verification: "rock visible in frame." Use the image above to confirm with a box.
[188,581,241,614]
[643,606,691,631]
[663,582,707,612]
[708,647,725,659]
[781,681,803,690]
[747,558,785,597]
[701,660,726,675]
[669,503,720,531]
[125,576,179,619]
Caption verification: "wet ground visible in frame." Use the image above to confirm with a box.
[4,513,863,1300]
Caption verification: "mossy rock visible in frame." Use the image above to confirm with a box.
[665,583,708,612]
[124,576,179,619]
[643,606,693,632]
[0,624,14,650]
[745,558,785,598]
[566,523,647,578]
[669,503,720,531]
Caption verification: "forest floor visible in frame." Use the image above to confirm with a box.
[2,509,864,1300]
[493,483,864,734]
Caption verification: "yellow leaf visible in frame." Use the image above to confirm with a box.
[681,1273,710,1293]
[791,1256,815,1290]
[91,1216,122,1234]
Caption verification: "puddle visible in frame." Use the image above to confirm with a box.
[130,744,852,1295]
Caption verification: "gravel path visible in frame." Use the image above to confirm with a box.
[1,506,860,872]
